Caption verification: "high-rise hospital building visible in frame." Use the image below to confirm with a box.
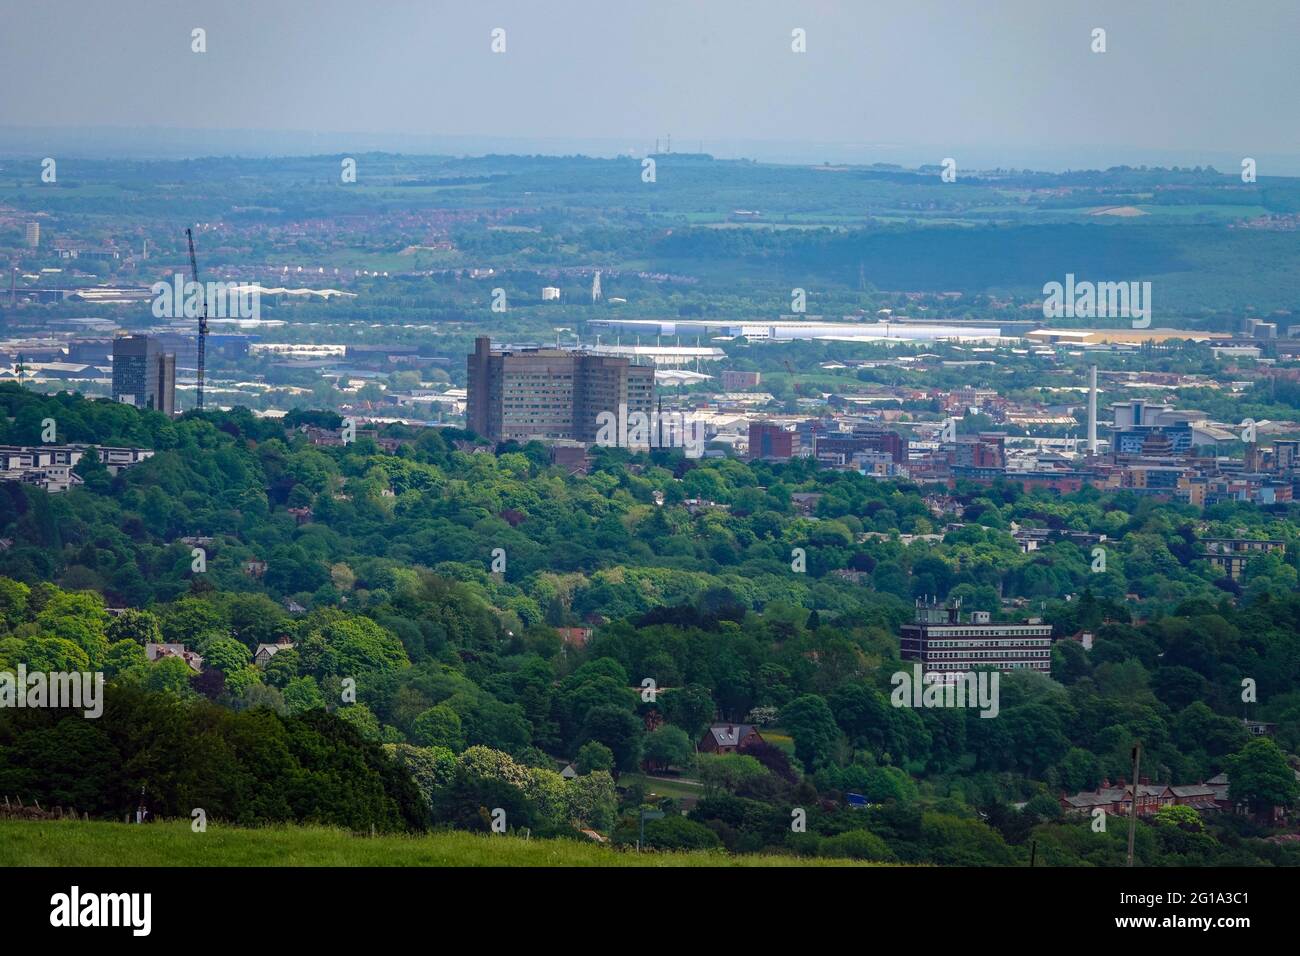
[467,337,653,444]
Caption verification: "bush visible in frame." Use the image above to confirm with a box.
[818,829,894,862]
[615,813,722,851]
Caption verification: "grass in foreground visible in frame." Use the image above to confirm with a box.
[0,820,875,867]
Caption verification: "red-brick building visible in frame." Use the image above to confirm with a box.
[556,626,592,648]
[748,422,795,461]
[699,723,764,754]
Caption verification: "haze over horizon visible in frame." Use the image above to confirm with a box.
[3,0,1299,173]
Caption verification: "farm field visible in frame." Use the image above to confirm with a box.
[0,820,873,867]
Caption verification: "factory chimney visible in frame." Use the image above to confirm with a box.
[1087,365,1098,455]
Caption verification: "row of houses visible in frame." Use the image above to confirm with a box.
[143,636,297,673]
[1061,770,1299,824]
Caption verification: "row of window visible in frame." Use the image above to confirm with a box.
[927,661,1050,670]
[926,639,1051,648]
[925,650,1050,660]
[915,628,1052,638]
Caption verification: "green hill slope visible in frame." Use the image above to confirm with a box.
[0,820,876,867]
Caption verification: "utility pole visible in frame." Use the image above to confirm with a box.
[638,808,664,852]
[1126,741,1142,867]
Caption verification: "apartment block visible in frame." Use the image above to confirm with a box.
[1201,538,1286,580]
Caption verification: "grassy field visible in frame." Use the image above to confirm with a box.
[0,820,869,867]
[756,726,797,756]
[618,772,704,801]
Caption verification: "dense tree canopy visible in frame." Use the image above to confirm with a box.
[0,387,1298,864]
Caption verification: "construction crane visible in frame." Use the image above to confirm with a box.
[783,358,800,394]
[185,228,209,410]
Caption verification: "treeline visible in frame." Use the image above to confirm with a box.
[0,685,425,832]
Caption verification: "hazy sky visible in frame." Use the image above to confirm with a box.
[3,0,1299,168]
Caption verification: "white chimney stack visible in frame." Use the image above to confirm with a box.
[1087,365,1098,454]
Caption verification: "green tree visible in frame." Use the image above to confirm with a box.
[663,683,715,738]
[337,703,382,742]
[0,578,31,629]
[282,675,326,715]
[105,609,162,647]
[143,656,195,696]
[781,694,842,771]
[1227,738,1299,818]
[575,741,615,775]
[411,704,466,751]
[642,725,693,773]
[577,705,643,773]
[223,665,262,698]
[385,744,457,814]
[103,640,147,677]
[565,770,618,830]
[34,590,109,666]
[204,637,252,675]
[1153,804,1203,831]
[697,753,768,796]
[297,613,409,680]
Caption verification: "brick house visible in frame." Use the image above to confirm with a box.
[557,627,592,648]
[254,636,296,667]
[1060,780,1174,817]
[145,642,204,673]
[699,723,763,754]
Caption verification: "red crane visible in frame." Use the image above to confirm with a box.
[783,358,800,394]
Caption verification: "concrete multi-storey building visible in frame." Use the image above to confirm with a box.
[112,335,176,415]
[901,599,1053,677]
[1109,399,1194,459]
[1273,440,1299,472]
[466,337,653,444]
[0,444,154,493]
[817,427,907,466]
[1200,538,1286,580]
